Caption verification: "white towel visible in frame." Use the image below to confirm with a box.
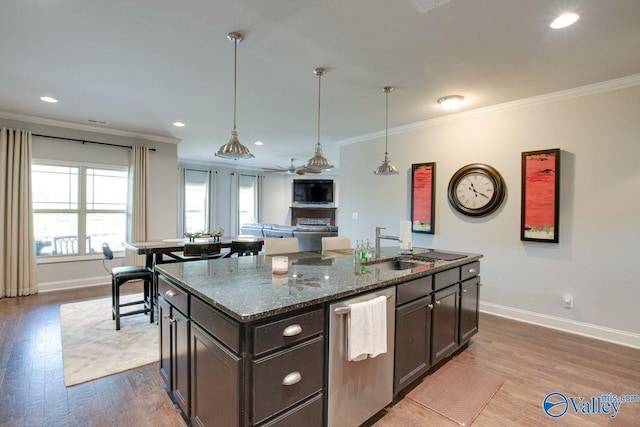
[347,296,387,361]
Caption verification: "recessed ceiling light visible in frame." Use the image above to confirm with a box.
[254,141,263,146]
[550,13,579,29]
[438,95,465,111]
[173,122,186,127]
[40,96,58,103]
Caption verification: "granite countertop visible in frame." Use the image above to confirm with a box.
[155,247,482,323]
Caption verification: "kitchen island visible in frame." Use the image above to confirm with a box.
[155,247,482,427]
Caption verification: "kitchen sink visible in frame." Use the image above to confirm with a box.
[368,259,429,271]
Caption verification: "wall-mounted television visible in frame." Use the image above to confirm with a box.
[292,179,334,204]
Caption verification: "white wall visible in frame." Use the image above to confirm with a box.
[338,79,640,348]
[0,117,178,291]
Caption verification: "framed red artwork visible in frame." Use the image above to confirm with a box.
[411,162,436,234]
[521,149,560,243]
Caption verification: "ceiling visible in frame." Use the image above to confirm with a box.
[1,0,639,172]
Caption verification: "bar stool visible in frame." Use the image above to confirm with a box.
[102,243,155,330]
[228,240,263,257]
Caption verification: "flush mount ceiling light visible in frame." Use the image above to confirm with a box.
[215,32,254,160]
[550,13,580,29]
[374,86,399,176]
[306,67,333,171]
[438,95,464,111]
[173,122,186,127]
[40,96,58,103]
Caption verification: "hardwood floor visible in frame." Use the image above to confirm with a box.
[1,286,639,426]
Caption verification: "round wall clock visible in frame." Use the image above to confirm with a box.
[447,163,506,217]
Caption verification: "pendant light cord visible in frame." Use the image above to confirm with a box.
[233,39,238,131]
[317,72,322,143]
[385,89,389,153]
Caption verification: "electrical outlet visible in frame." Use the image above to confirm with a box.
[563,293,573,309]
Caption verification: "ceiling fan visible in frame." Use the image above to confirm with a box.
[263,158,321,175]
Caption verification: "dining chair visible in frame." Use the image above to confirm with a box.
[229,240,263,257]
[321,236,352,254]
[264,237,300,255]
[102,242,155,330]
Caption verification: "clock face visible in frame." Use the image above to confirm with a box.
[448,164,506,217]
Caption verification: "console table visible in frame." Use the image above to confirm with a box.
[290,206,336,226]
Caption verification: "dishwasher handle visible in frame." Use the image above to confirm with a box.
[334,294,392,315]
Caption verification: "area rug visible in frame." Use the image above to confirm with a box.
[406,358,503,426]
[60,294,158,387]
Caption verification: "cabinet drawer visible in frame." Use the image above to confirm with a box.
[158,276,189,314]
[260,393,323,427]
[254,308,324,356]
[460,261,480,281]
[434,267,460,291]
[191,295,240,354]
[396,275,432,305]
[253,336,324,424]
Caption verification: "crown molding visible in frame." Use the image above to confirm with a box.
[338,73,640,146]
[0,110,181,144]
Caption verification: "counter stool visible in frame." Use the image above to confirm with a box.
[102,243,155,330]
[228,240,263,257]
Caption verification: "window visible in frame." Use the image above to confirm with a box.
[239,174,259,227]
[184,169,210,233]
[32,162,128,257]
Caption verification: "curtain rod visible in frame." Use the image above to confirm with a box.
[32,133,157,152]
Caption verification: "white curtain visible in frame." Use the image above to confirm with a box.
[0,128,38,297]
[126,145,149,266]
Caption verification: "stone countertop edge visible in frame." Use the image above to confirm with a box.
[155,247,482,323]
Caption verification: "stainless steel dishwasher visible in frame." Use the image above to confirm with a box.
[328,287,396,427]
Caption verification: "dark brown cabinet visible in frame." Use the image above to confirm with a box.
[158,273,324,427]
[190,323,241,427]
[158,277,190,417]
[394,296,432,394]
[431,284,460,365]
[459,276,480,344]
[394,261,481,394]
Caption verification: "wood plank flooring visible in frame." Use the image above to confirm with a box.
[1,286,639,426]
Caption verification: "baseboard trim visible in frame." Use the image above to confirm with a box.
[480,302,640,350]
[38,276,110,292]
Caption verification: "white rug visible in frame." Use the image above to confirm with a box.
[60,293,158,387]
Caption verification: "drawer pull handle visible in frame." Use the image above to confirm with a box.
[468,268,477,274]
[283,324,303,337]
[165,290,177,298]
[282,371,302,386]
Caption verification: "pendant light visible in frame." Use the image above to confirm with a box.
[306,67,333,171]
[374,86,399,175]
[215,32,254,160]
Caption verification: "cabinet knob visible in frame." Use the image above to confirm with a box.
[282,324,303,337]
[462,289,468,293]
[428,303,434,310]
[165,289,177,298]
[168,318,177,324]
[282,371,302,386]
[163,313,171,319]
[468,268,477,274]
[435,300,441,306]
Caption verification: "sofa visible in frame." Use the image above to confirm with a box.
[240,223,339,253]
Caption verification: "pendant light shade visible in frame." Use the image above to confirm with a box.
[306,67,333,171]
[215,32,254,160]
[374,86,399,176]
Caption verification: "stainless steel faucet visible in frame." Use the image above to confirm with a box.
[375,226,400,259]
